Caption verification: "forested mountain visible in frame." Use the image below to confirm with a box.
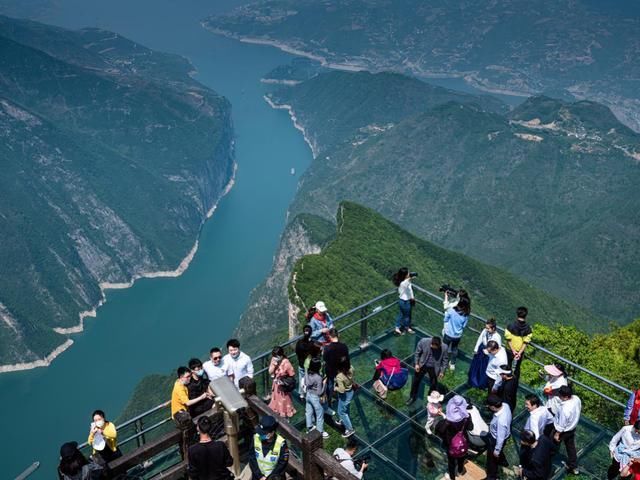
[206,0,640,132]
[0,16,234,367]
[262,71,640,323]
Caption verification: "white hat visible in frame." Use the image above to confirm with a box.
[427,391,444,403]
[92,431,106,451]
[315,301,328,313]
[496,366,512,376]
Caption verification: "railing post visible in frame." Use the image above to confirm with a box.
[223,410,241,477]
[134,419,142,448]
[359,306,369,349]
[139,418,146,446]
[262,356,269,396]
[301,430,323,480]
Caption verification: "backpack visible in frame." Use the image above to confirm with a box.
[385,367,409,390]
[279,375,296,393]
[448,422,469,458]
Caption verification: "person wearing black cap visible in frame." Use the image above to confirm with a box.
[249,415,289,480]
[491,365,519,415]
[57,441,104,480]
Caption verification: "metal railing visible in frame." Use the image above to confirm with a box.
[58,283,631,477]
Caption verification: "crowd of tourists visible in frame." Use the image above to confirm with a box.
[57,268,640,480]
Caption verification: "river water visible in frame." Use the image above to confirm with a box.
[1,1,312,477]
[1,2,521,477]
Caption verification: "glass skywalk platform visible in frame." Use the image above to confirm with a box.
[74,285,629,479]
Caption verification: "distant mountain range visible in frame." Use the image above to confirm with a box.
[241,69,640,329]
[0,16,234,368]
[205,0,640,132]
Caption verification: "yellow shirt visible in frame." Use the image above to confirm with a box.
[504,328,533,352]
[171,379,189,418]
[88,421,118,453]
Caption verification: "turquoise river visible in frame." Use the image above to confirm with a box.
[0,1,519,477]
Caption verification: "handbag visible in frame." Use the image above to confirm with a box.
[279,375,296,393]
[374,367,396,399]
[373,379,388,399]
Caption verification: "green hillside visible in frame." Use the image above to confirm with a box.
[0,16,234,366]
[291,202,603,333]
[265,71,640,322]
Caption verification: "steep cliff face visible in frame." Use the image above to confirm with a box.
[235,214,335,355]
[0,16,235,368]
[265,71,640,323]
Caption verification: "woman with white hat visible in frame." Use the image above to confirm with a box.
[308,300,334,346]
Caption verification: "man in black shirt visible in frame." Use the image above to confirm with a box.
[187,358,214,417]
[491,365,519,415]
[322,328,349,410]
[516,429,556,480]
[188,416,234,480]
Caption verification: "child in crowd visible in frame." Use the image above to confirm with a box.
[425,390,446,435]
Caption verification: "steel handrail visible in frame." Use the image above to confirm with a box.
[75,284,629,456]
[412,284,633,397]
[251,288,398,364]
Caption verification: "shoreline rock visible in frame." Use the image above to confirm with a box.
[2,163,237,373]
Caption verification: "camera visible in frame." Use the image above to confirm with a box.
[439,284,458,295]
[409,272,418,278]
[354,454,371,470]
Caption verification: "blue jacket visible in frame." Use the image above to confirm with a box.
[443,308,469,339]
[310,313,334,343]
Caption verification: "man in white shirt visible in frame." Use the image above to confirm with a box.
[485,340,508,395]
[523,394,553,440]
[334,438,368,479]
[223,338,254,388]
[202,347,231,381]
[485,394,512,480]
[551,385,581,475]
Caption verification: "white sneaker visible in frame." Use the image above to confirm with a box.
[321,431,329,439]
[449,363,456,371]
[443,473,451,480]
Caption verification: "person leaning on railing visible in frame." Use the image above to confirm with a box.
[607,420,640,480]
[87,409,122,464]
[504,306,532,379]
[334,437,368,479]
[625,387,640,426]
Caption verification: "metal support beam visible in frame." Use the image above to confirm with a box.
[224,409,241,477]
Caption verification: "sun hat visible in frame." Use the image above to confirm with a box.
[544,364,563,377]
[427,391,444,403]
[496,366,513,376]
[315,301,328,313]
[445,395,469,423]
